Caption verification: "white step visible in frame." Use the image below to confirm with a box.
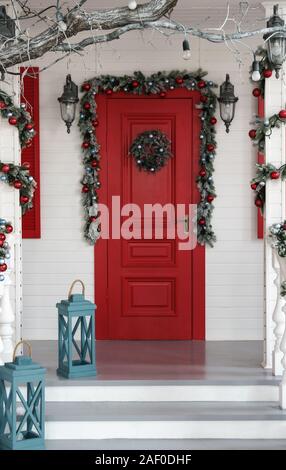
[45,402,286,440]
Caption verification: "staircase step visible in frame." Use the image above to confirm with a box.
[45,401,286,440]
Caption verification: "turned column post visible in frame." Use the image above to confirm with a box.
[272,249,284,375]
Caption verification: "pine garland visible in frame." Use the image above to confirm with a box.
[78,70,218,246]
[269,221,286,297]
[0,89,36,148]
[249,113,286,153]
[0,161,36,214]
[0,219,13,283]
[251,163,286,210]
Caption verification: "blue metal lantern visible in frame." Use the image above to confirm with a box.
[0,341,46,450]
[57,280,96,378]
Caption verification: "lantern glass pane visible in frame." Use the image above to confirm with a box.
[267,36,286,66]
[60,101,76,124]
[219,101,235,123]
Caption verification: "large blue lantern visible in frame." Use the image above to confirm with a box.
[0,341,46,450]
[57,280,96,378]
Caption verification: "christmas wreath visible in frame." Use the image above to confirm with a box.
[129,130,172,173]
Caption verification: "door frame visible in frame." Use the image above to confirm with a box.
[95,89,205,340]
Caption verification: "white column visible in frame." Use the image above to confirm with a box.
[262,2,286,369]
[279,258,286,407]
[0,275,15,363]
[272,249,284,375]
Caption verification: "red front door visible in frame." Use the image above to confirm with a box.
[95,89,205,340]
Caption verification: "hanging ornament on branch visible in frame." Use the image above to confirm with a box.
[248,111,286,153]
[250,163,286,210]
[250,48,273,98]
[129,130,172,173]
[78,70,218,246]
[0,161,36,214]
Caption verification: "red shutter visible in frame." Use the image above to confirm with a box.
[257,95,264,240]
[21,67,41,238]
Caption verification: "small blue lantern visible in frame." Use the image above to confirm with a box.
[57,280,96,378]
[0,341,46,450]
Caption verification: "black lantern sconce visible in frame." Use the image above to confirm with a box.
[217,74,238,134]
[0,6,15,41]
[58,74,79,134]
[263,4,286,79]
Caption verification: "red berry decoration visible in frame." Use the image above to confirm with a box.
[200,95,208,103]
[1,164,9,173]
[0,101,6,109]
[91,160,98,168]
[92,119,99,127]
[207,144,215,152]
[20,195,29,204]
[255,198,263,208]
[159,91,166,98]
[0,263,7,272]
[8,117,17,126]
[5,224,13,233]
[198,218,206,226]
[251,182,258,190]
[0,233,5,241]
[82,185,89,193]
[207,194,215,203]
[13,180,22,189]
[25,123,34,130]
[106,89,113,95]
[83,102,91,110]
[249,129,256,139]
[263,69,272,78]
[132,80,139,88]
[82,141,90,149]
[199,168,207,177]
[252,88,261,98]
[82,83,91,92]
[198,80,206,89]
[270,171,280,180]
[210,117,217,125]
[279,110,286,120]
[175,77,184,84]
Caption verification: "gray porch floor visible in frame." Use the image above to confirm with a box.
[31,340,279,385]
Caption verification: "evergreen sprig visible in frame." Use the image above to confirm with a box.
[0,161,36,214]
[251,163,286,210]
[78,70,218,246]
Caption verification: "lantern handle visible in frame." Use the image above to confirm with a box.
[68,279,85,298]
[13,340,32,362]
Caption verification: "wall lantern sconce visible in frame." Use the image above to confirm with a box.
[0,6,15,41]
[217,74,238,133]
[58,74,79,134]
[263,4,286,79]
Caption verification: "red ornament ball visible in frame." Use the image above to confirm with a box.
[13,180,22,189]
[20,195,29,204]
[251,182,258,190]
[0,101,6,109]
[0,263,7,272]
[270,171,280,180]
[159,91,166,98]
[0,233,6,241]
[263,69,272,78]
[210,117,217,125]
[89,216,97,222]
[1,164,9,173]
[207,194,215,203]
[198,80,206,89]
[22,162,30,170]
[8,117,17,126]
[255,198,263,208]
[207,144,215,152]
[82,141,90,149]
[283,224,286,230]
[92,119,99,127]
[5,224,13,234]
[91,160,98,168]
[25,123,34,131]
[279,110,286,120]
[82,185,89,193]
[252,88,261,98]
[83,102,91,110]
[198,218,206,226]
[105,89,113,95]
[199,168,207,177]
[175,77,184,84]
[200,95,208,103]
[249,129,256,139]
[132,80,139,88]
[82,83,91,92]
[0,240,3,247]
